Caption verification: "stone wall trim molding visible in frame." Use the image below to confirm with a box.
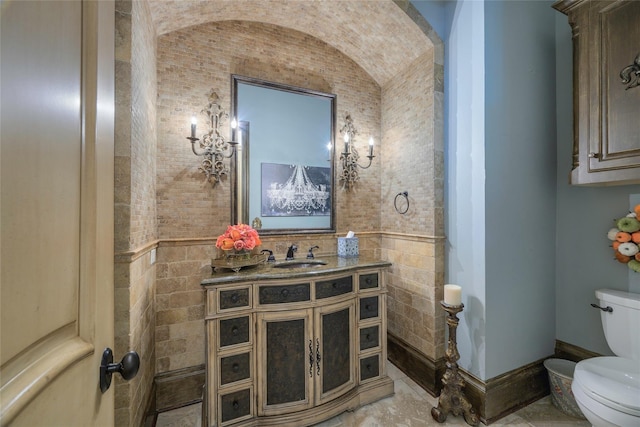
[114,239,159,264]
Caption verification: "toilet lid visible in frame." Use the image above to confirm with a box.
[574,357,640,414]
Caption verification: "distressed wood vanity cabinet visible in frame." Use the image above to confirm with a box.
[201,258,393,427]
[554,0,640,185]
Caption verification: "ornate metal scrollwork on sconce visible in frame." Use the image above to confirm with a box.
[186,89,238,186]
[620,53,640,90]
[339,113,375,190]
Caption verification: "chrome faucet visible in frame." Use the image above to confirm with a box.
[285,244,298,260]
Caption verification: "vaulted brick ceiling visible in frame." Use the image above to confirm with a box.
[146,0,435,86]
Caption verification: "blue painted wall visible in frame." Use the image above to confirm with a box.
[412,0,640,380]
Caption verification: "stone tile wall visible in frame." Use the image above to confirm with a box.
[114,1,157,425]
[380,50,445,362]
[120,0,445,411]
[154,21,384,374]
[156,20,382,241]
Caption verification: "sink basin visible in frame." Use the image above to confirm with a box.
[272,260,327,269]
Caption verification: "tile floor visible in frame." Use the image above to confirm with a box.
[155,363,591,427]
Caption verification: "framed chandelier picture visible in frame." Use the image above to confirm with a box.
[261,163,331,217]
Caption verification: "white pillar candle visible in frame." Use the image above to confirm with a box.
[444,284,462,306]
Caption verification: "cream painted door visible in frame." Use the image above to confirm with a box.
[1,1,115,426]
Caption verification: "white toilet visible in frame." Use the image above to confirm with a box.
[572,289,640,427]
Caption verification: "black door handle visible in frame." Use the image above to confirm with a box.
[100,348,140,393]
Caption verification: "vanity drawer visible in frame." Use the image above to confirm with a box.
[359,273,379,290]
[219,287,251,311]
[316,276,353,299]
[219,316,250,348]
[259,283,310,305]
[359,325,380,351]
[359,354,380,382]
[220,352,251,386]
[219,387,253,425]
[359,296,379,320]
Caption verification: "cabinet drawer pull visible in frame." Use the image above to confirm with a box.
[365,334,371,341]
[231,326,238,335]
[230,293,239,303]
[281,289,289,297]
[332,282,337,288]
[588,152,599,158]
[232,400,239,410]
[232,363,240,373]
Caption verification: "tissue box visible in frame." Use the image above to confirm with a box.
[338,237,359,257]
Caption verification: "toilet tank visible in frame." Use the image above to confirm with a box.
[595,289,640,360]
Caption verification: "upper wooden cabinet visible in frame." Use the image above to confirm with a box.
[554,0,640,185]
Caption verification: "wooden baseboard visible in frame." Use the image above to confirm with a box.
[554,339,601,362]
[154,365,205,412]
[387,332,446,397]
[463,358,549,424]
[142,380,157,427]
[388,333,551,424]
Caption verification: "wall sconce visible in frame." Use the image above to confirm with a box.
[339,113,374,190]
[186,89,238,186]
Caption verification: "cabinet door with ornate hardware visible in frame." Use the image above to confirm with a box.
[256,309,314,416]
[313,298,357,406]
[554,0,640,185]
[256,298,357,416]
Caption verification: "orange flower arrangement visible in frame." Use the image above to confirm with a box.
[607,204,640,272]
[216,224,262,253]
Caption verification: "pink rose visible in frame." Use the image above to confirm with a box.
[233,240,245,251]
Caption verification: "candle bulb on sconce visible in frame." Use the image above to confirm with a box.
[368,137,374,157]
[190,116,197,138]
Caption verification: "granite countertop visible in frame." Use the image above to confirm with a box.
[201,255,391,286]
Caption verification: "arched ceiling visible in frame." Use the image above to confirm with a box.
[146,0,436,86]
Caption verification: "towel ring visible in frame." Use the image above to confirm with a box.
[394,191,409,214]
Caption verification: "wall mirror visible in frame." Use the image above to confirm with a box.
[231,75,336,235]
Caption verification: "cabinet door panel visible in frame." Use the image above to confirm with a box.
[315,299,356,405]
[257,310,313,415]
[592,1,640,170]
